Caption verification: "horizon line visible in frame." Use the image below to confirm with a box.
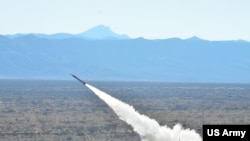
[1,24,250,42]
[1,33,250,42]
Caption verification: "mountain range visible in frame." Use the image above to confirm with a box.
[5,25,130,40]
[1,25,250,83]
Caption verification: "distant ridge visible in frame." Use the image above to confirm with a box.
[5,25,130,40]
[3,25,250,42]
[0,35,250,83]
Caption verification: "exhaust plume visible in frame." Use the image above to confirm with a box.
[85,83,202,141]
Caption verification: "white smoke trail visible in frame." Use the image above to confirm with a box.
[85,83,202,141]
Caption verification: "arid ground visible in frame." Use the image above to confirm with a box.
[0,80,249,141]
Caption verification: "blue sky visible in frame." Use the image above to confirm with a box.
[1,0,250,40]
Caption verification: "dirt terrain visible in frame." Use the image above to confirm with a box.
[0,80,249,141]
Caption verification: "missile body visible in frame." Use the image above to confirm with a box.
[71,74,86,85]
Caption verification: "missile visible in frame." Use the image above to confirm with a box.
[71,74,86,85]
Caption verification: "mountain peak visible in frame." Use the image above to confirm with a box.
[90,25,111,31]
[186,36,208,41]
[187,36,202,40]
[78,25,130,40]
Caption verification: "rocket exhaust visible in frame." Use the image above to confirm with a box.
[71,75,202,141]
